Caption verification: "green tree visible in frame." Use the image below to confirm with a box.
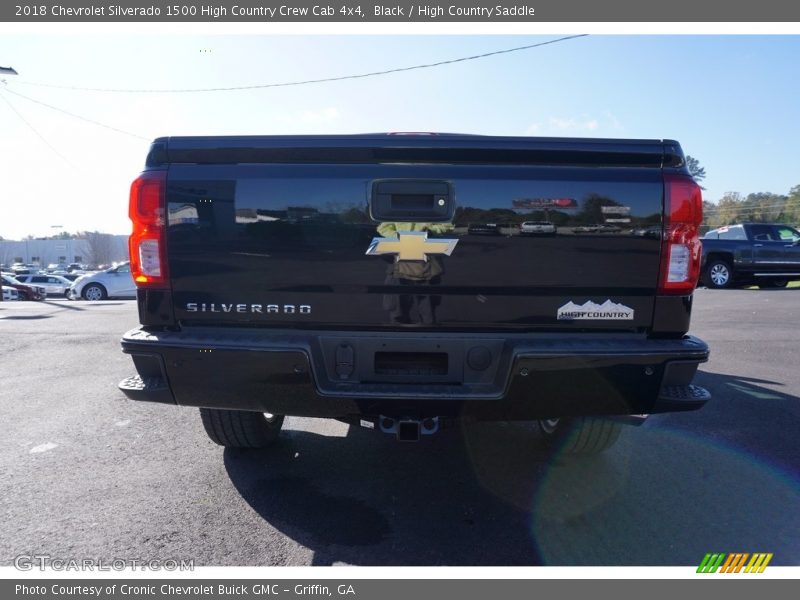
[685,155,707,190]
[785,185,800,225]
[741,192,787,223]
[705,192,743,228]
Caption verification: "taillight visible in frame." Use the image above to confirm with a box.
[658,172,703,295]
[129,170,168,288]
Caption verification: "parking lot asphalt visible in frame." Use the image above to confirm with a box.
[0,289,798,567]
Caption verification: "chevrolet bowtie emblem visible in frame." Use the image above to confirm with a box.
[366,231,458,262]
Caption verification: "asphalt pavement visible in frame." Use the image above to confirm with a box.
[0,289,798,566]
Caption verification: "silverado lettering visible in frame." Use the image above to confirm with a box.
[185,303,311,314]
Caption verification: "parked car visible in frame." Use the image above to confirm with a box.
[45,263,69,273]
[520,221,556,235]
[69,262,136,300]
[632,225,663,239]
[2,286,20,301]
[1,274,46,301]
[11,263,34,276]
[15,274,74,297]
[467,222,503,235]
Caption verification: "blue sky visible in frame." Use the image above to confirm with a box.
[1,34,798,239]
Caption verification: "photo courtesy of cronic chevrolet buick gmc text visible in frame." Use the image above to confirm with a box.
[118,134,709,455]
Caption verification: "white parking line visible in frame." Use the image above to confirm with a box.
[29,442,58,454]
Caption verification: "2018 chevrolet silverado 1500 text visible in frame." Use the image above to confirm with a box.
[119,134,710,454]
[701,223,800,289]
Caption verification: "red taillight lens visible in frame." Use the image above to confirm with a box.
[129,170,168,288]
[658,172,703,295]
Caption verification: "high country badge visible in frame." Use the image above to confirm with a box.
[557,300,634,320]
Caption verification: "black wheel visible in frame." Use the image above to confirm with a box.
[200,408,284,448]
[81,283,107,301]
[536,417,622,455]
[758,279,788,289]
[703,259,733,289]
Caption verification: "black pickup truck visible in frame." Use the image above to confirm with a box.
[118,134,710,455]
[702,223,800,289]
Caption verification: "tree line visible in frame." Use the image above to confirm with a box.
[702,188,800,229]
[688,156,799,228]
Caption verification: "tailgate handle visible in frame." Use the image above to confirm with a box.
[370,179,454,222]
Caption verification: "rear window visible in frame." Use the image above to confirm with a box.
[706,225,746,240]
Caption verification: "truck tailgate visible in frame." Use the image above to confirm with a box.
[163,136,667,332]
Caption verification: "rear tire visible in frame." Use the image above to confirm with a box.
[703,259,733,289]
[200,408,284,448]
[536,417,622,455]
[759,279,788,289]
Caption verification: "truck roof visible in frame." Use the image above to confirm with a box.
[153,133,675,147]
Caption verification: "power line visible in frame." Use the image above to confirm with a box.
[704,209,792,216]
[0,88,76,168]
[7,35,589,94]
[704,203,795,213]
[1,86,150,141]
[705,202,791,210]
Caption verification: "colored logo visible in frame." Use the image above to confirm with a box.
[513,197,576,208]
[366,231,458,262]
[697,553,773,573]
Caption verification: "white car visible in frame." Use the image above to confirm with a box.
[520,221,557,235]
[2,286,20,301]
[15,274,74,297]
[69,262,137,301]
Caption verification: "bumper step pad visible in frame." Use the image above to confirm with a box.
[118,374,175,404]
[655,384,711,412]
